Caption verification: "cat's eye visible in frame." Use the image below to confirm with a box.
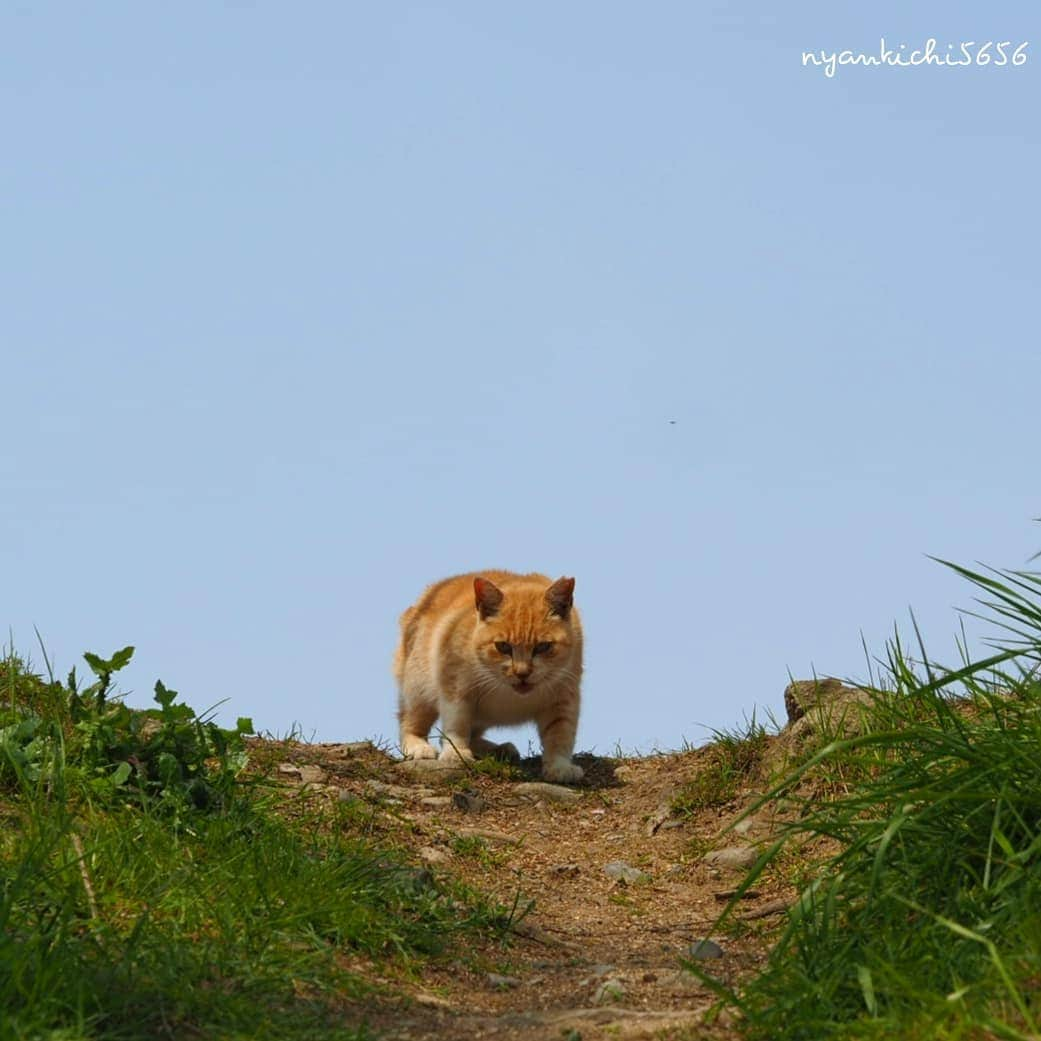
[494,641,513,656]
[533,641,554,655]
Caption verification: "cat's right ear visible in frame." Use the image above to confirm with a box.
[545,576,575,619]
[474,577,504,620]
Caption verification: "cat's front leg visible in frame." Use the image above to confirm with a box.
[399,694,438,760]
[537,705,583,784]
[438,699,476,762]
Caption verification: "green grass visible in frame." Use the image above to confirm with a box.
[710,555,1041,1041]
[460,756,524,782]
[672,716,771,814]
[0,648,511,1041]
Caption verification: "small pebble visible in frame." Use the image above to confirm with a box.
[452,790,488,813]
[593,978,626,1004]
[455,827,519,844]
[703,846,758,870]
[514,782,582,804]
[418,846,449,865]
[603,861,650,883]
[487,973,521,989]
[688,938,725,960]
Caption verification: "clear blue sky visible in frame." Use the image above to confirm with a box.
[4,3,1039,752]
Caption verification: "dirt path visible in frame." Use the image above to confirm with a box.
[271,742,792,1041]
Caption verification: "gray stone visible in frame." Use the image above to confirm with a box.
[703,846,758,871]
[593,978,626,1004]
[418,846,449,865]
[514,781,582,804]
[487,972,521,989]
[420,796,453,808]
[644,802,673,836]
[277,762,327,785]
[782,678,876,738]
[784,677,846,723]
[603,861,651,884]
[395,758,466,780]
[452,790,488,813]
[454,826,520,844]
[365,780,427,800]
[688,938,725,960]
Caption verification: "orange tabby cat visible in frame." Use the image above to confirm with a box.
[393,571,584,783]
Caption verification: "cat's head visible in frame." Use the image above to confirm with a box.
[472,575,578,694]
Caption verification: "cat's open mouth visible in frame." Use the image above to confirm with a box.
[513,680,534,694]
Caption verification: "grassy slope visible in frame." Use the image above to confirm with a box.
[0,654,509,1041]
[702,559,1041,1041]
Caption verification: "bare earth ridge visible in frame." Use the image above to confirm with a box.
[261,714,829,1041]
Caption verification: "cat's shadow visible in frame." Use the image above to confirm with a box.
[514,753,623,790]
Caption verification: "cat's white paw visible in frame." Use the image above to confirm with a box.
[401,738,437,760]
[542,757,584,784]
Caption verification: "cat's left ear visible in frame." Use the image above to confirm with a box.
[474,577,504,620]
[544,576,575,619]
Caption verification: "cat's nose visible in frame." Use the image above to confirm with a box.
[514,663,532,678]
